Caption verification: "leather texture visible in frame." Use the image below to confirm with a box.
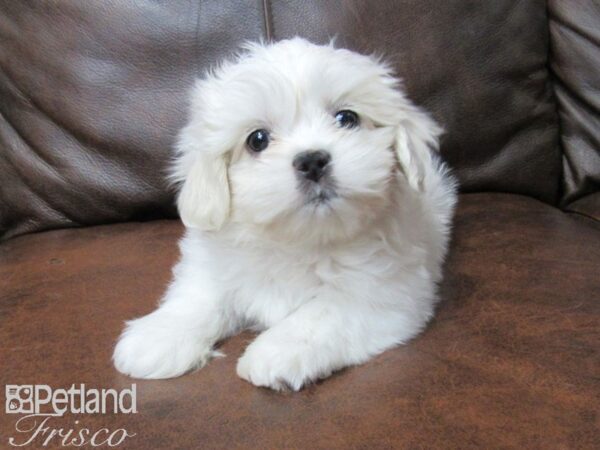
[0,0,564,240]
[0,0,266,240]
[269,0,561,203]
[549,0,600,221]
[1,194,598,449]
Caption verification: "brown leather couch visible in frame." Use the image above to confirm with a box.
[1,2,598,448]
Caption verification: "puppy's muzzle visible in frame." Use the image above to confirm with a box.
[293,150,331,182]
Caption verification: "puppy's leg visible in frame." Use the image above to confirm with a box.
[237,297,418,391]
[113,251,232,379]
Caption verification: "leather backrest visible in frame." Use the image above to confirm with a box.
[0,1,562,239]
[0,1,266,239]
[549,0,600,220]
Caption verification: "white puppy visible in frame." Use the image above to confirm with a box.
[113,38,457,391]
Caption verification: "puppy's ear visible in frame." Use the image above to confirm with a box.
[394,108,442,192]
[176,152,230,230]
[171,75,234,231]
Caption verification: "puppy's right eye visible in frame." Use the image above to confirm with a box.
[335,110,359,129]
[246,129,270,153]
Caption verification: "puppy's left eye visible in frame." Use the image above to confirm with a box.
[246,129,270,153]
[335,110,359,129]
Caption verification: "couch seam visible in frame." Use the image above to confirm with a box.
[262,0,273,41]
[545,0,570,209]
[565,210,600,226]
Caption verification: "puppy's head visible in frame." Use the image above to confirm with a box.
[172,38,441,243]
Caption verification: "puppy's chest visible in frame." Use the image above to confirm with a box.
[220,247,321,295]
[216,243,395,326]
[220,245,369,288]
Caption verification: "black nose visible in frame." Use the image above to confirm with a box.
[293,150,331,182]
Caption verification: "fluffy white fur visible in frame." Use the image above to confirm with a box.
[113,38,457,391]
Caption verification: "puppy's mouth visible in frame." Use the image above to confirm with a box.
[299,177,338,205]
[307,187,336,204]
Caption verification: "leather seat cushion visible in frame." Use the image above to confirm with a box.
[1,193,598,448]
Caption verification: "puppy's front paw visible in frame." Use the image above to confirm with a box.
[237,335,331,391]
[113,312,217,379]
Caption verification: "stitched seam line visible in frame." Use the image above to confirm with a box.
[262,0,273,41]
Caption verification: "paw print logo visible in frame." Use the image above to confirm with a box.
[5,385,34,414]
